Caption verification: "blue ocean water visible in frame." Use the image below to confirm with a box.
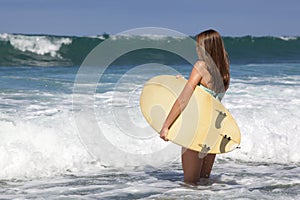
[0,33,300,199]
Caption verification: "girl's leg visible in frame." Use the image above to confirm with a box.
[200,154,216,178]
[181,147,204,184]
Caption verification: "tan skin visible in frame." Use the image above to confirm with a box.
[160,61,217,184]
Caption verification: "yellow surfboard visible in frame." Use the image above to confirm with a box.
[140,75,241,154]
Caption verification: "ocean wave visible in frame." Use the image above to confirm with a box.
[0,33,299,67]
[0,33,72,58]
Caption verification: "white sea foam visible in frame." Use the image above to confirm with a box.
[0,113,97,179]
[220,76,300,164]
[1,66,300,180]
[109,34,186,41]
[0,33,72,57]
[277,36,298,41]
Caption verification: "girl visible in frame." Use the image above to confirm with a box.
[159,29,230,184]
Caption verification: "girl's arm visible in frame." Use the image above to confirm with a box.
[160,64,203,141]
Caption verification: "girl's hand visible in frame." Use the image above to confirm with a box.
[159,127,169,141]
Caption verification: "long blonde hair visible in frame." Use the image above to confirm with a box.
[196,29,230,90]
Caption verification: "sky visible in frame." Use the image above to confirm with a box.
[1,0,299,37]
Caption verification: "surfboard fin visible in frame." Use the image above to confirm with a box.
[198,144,211,158]
[215,110,227,129]
[219,134,231,153]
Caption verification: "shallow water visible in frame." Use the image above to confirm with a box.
[1,160,299,199]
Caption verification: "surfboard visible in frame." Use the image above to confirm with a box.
[140,75,241,154]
